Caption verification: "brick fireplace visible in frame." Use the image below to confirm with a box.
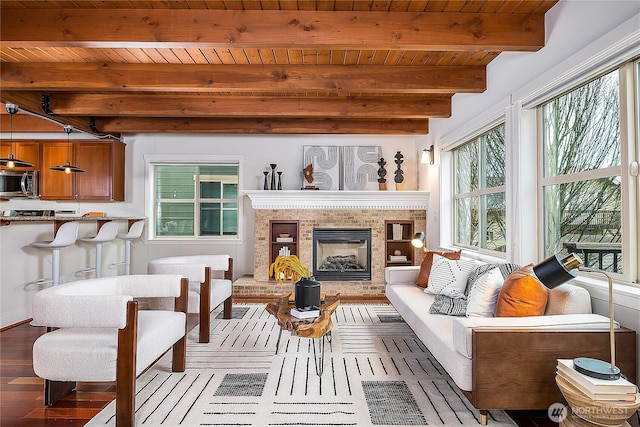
[242,191,429,297]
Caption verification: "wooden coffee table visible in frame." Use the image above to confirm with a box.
[265,293,340,375]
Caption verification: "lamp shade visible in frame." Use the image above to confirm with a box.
[50,125,84,173]
[532,253,581,288]
[0,103,34,169]
[411,232,425,248]
[420,145,434,165]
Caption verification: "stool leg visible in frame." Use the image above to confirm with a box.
[95,243,102,278]
[52,249,60,286]
[124,240,131,275]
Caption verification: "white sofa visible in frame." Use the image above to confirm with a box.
[385,264,637,425]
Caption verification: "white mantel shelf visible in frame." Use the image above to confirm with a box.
[244,190,430,210]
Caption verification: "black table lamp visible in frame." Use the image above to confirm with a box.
[533,253,621,380]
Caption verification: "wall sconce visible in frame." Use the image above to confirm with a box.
[420,145,434,165]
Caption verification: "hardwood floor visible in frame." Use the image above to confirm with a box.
[2,318,637,427]
[1,321,114,426]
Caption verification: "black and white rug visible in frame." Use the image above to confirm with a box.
[87,304,516,426]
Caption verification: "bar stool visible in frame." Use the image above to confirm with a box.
[29,221,79,287]
[112,219,145,275]
[77,221,120,278]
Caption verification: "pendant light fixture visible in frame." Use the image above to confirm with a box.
[50,125,85,174]
[0,103,34,169]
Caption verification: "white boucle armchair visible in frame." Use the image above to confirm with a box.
[31,274,189,427]
[147,255,233,343]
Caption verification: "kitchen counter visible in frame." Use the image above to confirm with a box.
[0,216,146,233]
[2,216,144,222]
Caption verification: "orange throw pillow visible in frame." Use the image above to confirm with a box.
[495,264,549,317]
[416,250,462,288]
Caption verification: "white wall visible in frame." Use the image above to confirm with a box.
[0,133,421,327]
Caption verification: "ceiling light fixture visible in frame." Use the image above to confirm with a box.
[50,125,85,174]
[0,103,34,169]
[420,145,435,165]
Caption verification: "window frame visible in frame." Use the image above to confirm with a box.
[440,58,639,287]
[536,61,637,284]
[451,123,508,256]
[144,154,244,242]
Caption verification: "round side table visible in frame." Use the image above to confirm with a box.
[556,375,640,427]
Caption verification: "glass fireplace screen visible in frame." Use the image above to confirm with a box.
[312,228,372,281]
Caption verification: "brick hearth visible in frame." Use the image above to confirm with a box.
[240,191,429,297]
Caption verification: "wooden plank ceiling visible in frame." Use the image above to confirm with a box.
[0,0,558,136]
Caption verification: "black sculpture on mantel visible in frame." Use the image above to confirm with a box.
[263,171,269,190]
[377,158,388,190]
[270,164,277,190]
[394,151,404,190]
[277,171,283,190]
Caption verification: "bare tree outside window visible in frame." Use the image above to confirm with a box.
[454,125,506,253]
[542,70,622,273]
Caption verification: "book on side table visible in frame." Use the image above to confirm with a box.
[290,307,320,319]
[557,359,638,401]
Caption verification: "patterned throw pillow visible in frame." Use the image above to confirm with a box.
[429,294,467,316]
[466,263,520,317]
[415,250,462,288]
[425,254,476,297]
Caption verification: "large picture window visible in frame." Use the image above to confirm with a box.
[453,124,506,253]
[540,70,622,274]
[153,163,239,239]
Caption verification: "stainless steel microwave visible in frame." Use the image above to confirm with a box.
[0,170,39,198]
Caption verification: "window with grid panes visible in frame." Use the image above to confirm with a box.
[153,164,239,238]
[540,69,623,274]
[453,124,507,253]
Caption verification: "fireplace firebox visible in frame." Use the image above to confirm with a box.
[312,228,372,281]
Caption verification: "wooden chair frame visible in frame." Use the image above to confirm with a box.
[198,258,233,343]
[44,277,189,427]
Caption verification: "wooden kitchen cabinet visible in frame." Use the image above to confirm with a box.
[75,141,125,201]
[0,140,40,170]
[39,140,125,201]
[40,142,75,200]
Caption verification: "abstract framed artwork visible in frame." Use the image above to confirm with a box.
[302,145,340,190]
[342,146,381,190]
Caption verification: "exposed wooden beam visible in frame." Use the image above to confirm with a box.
[0,9,546,51]
[0,94,112,136]
[0,114,60,133]
[27,93,451,119]
[1,63,485,94]
[92,117,429,135]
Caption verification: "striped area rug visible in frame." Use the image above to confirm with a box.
[87,304,516,426]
